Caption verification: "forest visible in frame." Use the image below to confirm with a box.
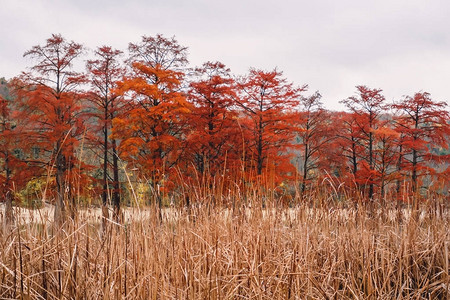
[0,33,449,299]
[1,33,448,221]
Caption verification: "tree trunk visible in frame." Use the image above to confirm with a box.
[412,112,419,195]
[396,144,403,195]
[257,117,263,175]
[301,117,311,197]
[54,145,66,224]
[112,139,121,221]
[368,130,374,199]
[4,152,14,226]
[54,93,66,224]
[301,144,309,197]
[102,110,110,225]
[412,148,417,193]
[350,137,359,196]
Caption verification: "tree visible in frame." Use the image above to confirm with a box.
[86,46,124,220]
[1,79,42,225]
[392,92,449,194]
[127,34,188,71]
[295,92,335,195]
[340,86,386,199]
[112,34,190,206]
[185,61,240,178]
[12,34,86,222]
[0,80,15,224]
[0,93,19,225]
[236,69,306,184]
[372,121,401,198]
[335,112,363,177]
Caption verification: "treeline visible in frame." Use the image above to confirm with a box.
[1,34,449,222]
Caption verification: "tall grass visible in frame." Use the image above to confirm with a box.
[1,196,449,299]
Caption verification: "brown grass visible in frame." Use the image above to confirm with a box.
[0,201,449,299]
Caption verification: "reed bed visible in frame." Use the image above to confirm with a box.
[0,202,449,299]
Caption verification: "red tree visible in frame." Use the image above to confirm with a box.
[295,92,335,195]
[372,121,401,198]
[392,92,449,195]
[335,112,364,178]
[341,86,386,199]
[0,94,32,224]
[12,34,87,222]
[185,61,240,178]
[86,46,124,219]
[236,69,306,185]
[112,35,190,206]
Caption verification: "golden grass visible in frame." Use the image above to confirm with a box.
[1,202,449,299]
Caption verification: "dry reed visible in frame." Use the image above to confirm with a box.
[0,199,449,299]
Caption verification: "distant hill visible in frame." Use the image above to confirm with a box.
[0,77,11,99]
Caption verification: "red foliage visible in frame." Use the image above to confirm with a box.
[392,92,450,193]
[0,95,36,200]
[11,34,90,218]
[4,34,449,208]
[184,61,241,179]
[340,86,387,199]
[236,68,307,186]
[86,46,125,214]
[112,35,190,203]
[295,92,336,194]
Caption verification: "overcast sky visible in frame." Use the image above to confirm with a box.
[1,0,449,110]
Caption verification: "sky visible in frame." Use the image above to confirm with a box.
[1,0,449,110]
